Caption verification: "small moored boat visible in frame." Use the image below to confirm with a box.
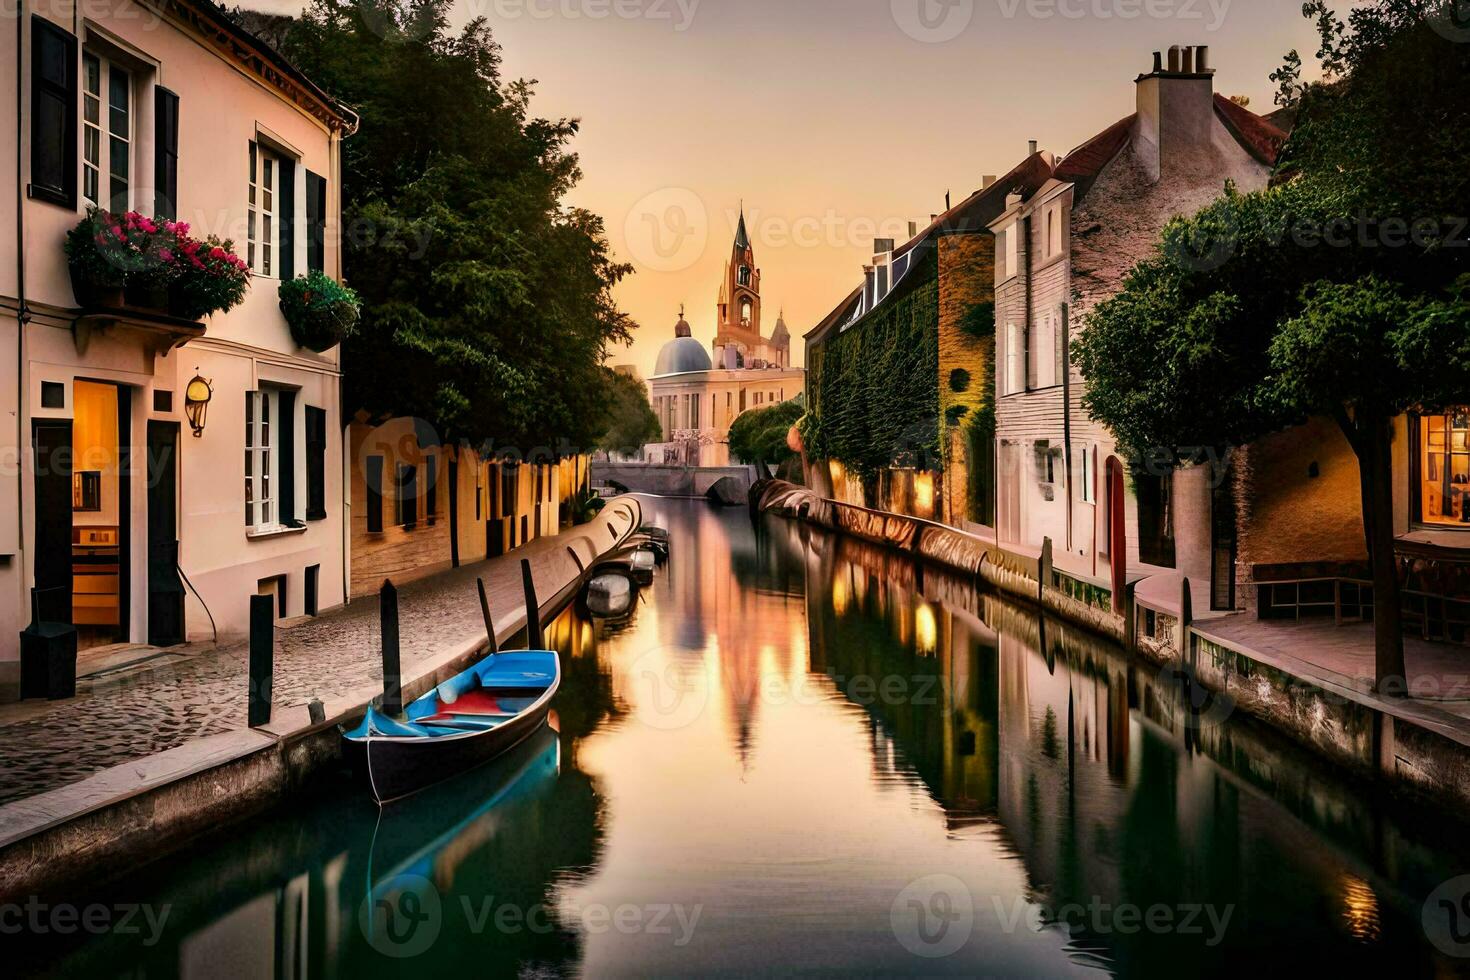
[584,571,636,618]
[342,650,561,804]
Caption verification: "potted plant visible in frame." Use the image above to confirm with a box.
[278,270,361,351]
[64,208,132,308]
[170,235,251,320]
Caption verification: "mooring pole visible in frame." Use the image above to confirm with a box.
[381,579,402,716]
[477,577,499,654]
[248,594,274,727]
[522,558,546,650]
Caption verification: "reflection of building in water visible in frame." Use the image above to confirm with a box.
[636,502,807,769]
[801,527,1001,825]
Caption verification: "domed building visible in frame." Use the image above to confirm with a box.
[644,213,805,466]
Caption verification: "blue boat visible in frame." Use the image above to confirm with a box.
[342,650,561,804]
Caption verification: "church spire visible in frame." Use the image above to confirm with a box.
[734,207,750,251]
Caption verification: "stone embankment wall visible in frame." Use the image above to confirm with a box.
[753,479,1470,812]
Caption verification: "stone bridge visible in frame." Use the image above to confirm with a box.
[591,462,759,504]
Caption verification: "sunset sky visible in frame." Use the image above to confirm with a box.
[259,0,1332,378]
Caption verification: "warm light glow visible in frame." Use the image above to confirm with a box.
[832,575,849,616]
[1339,874,1381,942]
[915,602,937,655]
[914,472,935,515]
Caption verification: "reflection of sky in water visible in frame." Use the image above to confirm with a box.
[22,498,1470,978]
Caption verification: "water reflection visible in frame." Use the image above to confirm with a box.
[15,499,1470,977]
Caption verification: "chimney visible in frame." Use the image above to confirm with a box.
[874,238,895,255]
[1027,139,1038,156]
[1136,44,1217,181]
[907,221,919,238]
[982,175,997,189]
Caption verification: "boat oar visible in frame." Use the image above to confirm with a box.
[477,577,498,654]
[521,558,546,651]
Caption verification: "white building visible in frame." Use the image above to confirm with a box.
[991,45,1286,610]
[2,0,352,696]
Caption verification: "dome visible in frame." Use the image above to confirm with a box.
[654,336,713,376]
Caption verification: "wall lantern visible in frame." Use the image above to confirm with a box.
[184,374,213,437]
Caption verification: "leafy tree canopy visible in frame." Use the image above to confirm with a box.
[275,0,636,453]
[729,398,805,470]
[597,369,661,456]
[1071,0,1470,686]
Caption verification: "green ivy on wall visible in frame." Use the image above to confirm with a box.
[808,251,940,484]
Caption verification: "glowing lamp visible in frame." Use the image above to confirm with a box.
[185,375,213,437]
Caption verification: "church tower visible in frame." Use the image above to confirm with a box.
[715,209,763,368]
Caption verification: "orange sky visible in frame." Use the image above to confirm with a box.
[255,0,1332,378]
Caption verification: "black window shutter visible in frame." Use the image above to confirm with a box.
[278,157,296,280]
[305,171,326,273]
[305,406,327,521]
[278,389,297,526]
[397,465,417,530]
[29,17,77,208]
[154,88,179,219]
[425,454,437,523]
[366,455,384,533]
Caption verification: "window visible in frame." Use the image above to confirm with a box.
[1031,313,1057,388]
[396,464,417,529]
[154,88,179,219]
[305,171,327,273]
[740,299,752,326]
[366,455,384,533]
[690,396,700,430]
[1005,224,1019,279]
[738,265,751,287]
[1005,321,1022,395]
[29,17,77,208]
[82,54,131,210]
[424,454,437,524]
[1417,409,1470,526]
[248,141,279,276]
[1080,445,1095,503]
[245,391,278,530]
[305,406,327,521]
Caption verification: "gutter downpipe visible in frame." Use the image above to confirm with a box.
[1062,301,1073,554]
[16,2,30,624]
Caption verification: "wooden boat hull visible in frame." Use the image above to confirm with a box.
[342,651,561,804]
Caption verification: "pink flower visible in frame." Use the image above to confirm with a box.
[209,246,226,259]
[111,226,125,240]
[159,248,174,262]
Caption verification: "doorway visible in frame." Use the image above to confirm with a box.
[146,420,185,646]
[69,381,131,650]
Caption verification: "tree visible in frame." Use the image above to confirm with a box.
[1073,1,1470,692]
[272,0,636,454]
[729,399,805,477]
[597,369,660,457]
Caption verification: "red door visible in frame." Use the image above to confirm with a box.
[1106,456,1127,613]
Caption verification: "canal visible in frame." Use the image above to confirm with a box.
[15,498,1470,976]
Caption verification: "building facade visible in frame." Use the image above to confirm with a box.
[646,214,803,467]
[991,45,1285,609]
[2,0,352,695]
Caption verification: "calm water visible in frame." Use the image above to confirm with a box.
[17,498,1470,977]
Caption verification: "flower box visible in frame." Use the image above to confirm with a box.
[279,271,361,352]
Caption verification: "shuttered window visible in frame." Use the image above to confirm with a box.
[29,17,77,208]
[305,171,327,273]
[154,88,179,219]
[366,455,384,533]
[305,406,327,521]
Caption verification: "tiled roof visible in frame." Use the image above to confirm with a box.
[1213,93,1289,165]
[1056,113,1136,183]
[803,286,862,343]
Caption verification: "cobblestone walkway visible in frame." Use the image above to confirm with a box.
[0,524,611,806]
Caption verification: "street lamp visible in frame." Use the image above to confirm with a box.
[185,374,213,437]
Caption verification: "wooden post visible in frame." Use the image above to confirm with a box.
[522,559,546,650]
[1124,580,1138,654]
[381,579,402,716]
[1179,576,1194,666]
[248,594,274,727]
[477,577,498,654]
[1039,537,1053,607]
